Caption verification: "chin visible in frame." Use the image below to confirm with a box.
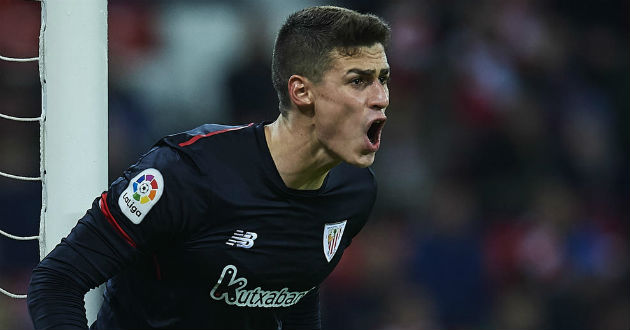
[347,153,376,168]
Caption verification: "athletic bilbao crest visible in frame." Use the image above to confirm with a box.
[323,220,347,262]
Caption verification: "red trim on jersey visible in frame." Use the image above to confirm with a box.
[100,193,137,248]
[152,254,162,280]
[178,123,254,147]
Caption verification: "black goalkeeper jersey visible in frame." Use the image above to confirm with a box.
[27,122,377,330]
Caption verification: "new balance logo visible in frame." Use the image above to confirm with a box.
[226,230,257,248]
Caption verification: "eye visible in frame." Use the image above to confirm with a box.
[351,77,364,85]
[378,75,389,85]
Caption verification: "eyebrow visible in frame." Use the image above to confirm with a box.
[346,68,390,76]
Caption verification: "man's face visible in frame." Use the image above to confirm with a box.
[311,43,390,168]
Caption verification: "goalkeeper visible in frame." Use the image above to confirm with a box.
[27,5,391,329]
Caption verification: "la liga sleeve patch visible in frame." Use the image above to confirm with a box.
[118,168,165,224]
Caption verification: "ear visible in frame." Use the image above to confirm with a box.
[287,75,313,108]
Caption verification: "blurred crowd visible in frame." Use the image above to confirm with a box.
[0,0,627,329]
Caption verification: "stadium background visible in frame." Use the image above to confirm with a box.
[0,0,627,329]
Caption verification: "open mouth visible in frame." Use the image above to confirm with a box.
[367,118,386,145]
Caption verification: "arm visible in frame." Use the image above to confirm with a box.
[27,146,187,329]
[27,199,139,329]
[280,286,321,330]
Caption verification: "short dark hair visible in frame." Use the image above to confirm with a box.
[271,6,391,111]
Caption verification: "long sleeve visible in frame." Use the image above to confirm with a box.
[27,200,140,329]
[28,145,189,329]
[280,286,321,330]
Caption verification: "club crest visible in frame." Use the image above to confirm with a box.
[323,220,347,262]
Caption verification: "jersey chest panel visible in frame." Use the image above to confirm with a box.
[154,184,358,306]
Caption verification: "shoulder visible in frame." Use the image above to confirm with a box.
[113,126,220,199]
[155,123,256,173]
[325,164,377,237]
[162,123,255,149]
[331,163,376,189]
[124,123,255,184]
[112,145,193,203]
[328,163,377,201]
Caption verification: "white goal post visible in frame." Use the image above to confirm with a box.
[40,0,108,324]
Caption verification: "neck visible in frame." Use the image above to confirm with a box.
[264,112,339,190]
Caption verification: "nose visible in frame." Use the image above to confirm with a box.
[369,81,389,111]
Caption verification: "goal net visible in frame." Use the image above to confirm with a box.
[0,0,108,325]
